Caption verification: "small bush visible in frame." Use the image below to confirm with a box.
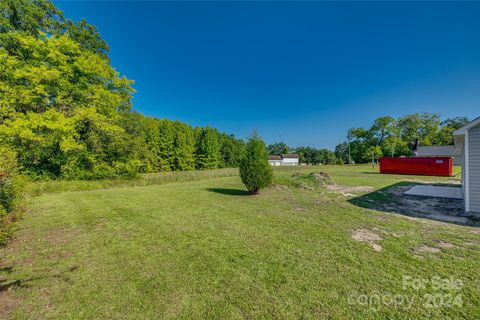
[239,132,273,194]
[0,175,18,212]
[113,160,140,179]
[0,146,24,245]
[0,147,20,211]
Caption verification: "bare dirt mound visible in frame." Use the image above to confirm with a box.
[309,172,336,187]
[289,172,336,189]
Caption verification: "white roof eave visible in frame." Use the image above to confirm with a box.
[453,116,480,136]
[453,128,467,136]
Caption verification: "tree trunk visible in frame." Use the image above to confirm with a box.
[348,140,351,166]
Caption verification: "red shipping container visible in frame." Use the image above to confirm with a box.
[379,157,453,177]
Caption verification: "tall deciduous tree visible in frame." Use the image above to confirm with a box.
[365,145,383,167]
[295,146,339,165]
[0,0,63,36]
[0,0,251,180]
[156,119,175,171]
[173,122,195,171]
[267,142,289,155]
[335,113,469,164]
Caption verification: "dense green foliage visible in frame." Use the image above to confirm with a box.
[240,132,273,193]
[267,142,289,155]
[267,113,466,166]
[0,145,24,244]
[219,133,245,167]
[0,146,19,212]
[294,146,340,165]
[195,127,222,169]
[267,143,340,165]
[0,0,244,181]
[335,113,469,164]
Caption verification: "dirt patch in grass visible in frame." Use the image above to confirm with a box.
[273,184,289,191]
[327,185,374,196]
[0,238,80,319]
[0,288,19,320]
[351,228,383,252]
[44,227,82,247]
[434,240,456,249]
[0,264,25,319]
[376,228,404,238]
[413,245,441,254]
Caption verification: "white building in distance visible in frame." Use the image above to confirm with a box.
[268,154,299,166]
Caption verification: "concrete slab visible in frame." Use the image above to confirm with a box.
[404,185,464,200]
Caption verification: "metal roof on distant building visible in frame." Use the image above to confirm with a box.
[281,154,299,159]
[415,146,461,157]
[268,155,282,160]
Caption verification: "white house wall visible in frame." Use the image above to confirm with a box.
[268,160,282,166]
[282,159,299,165]
[469,124,480,213]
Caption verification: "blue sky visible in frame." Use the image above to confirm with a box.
[55,1,480,149]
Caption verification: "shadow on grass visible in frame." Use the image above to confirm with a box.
[349,181,480,226]
[207,188,250,196]
[0,265,79,292]
[0,266,13,274]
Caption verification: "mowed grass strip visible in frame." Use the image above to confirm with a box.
[1,166,479,319]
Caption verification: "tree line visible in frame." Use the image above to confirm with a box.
[0,0,245,181]
[334,113,469,164]
[2,2,468,182]
[267,113,468,166]
[267,142,341,165]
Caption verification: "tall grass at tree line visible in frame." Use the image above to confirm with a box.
[25,168,239,196]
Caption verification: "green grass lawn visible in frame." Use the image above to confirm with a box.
[1,165,479,319]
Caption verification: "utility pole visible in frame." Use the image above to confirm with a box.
[347,129,352,165]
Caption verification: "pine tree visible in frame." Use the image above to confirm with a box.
[142,117,162,171]
[173,122,195,171]
[157,119,175,171]
[239,131,273,194]
[195,127,221,169]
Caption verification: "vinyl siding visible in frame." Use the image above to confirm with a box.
[469,124,480,213]
[282,158,299,164]
[453,156,463,166]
